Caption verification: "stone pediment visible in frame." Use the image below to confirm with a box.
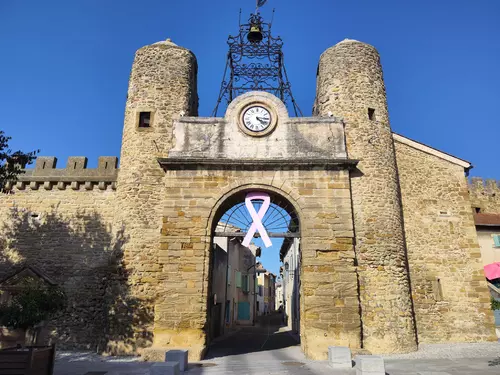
[166,92,352,167]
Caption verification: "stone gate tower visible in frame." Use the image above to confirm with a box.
[113,40,198,348]
[315,40,418,352]
[0,19,496,360]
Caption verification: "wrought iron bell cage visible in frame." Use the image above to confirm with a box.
[212,12,302,117]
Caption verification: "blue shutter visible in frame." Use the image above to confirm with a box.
[494,235,500,248]
[237,302,250,320]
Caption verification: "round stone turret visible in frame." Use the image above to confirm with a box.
[110,39,198,354]
[120,38,198,160]
[315,39,418,353]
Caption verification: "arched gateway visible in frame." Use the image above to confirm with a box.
[207,186,301,341]
[151,91,364,360]
[2,20,495,363]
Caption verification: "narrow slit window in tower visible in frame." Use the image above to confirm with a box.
[368,108,376,121]
[138,112,151,128]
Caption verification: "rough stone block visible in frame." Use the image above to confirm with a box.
[328,346,352,368]
[354,355,385,375]
[66,156,88,172]
[165,349,188,372]
[151,362,179,375]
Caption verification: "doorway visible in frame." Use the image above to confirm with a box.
[205,188,302,358]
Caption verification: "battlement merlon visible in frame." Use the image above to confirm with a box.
[469,177,500,192]
[5,156,118,191]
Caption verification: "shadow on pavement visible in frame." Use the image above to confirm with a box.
[204,312,300,359]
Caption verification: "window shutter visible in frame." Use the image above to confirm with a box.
[227,265,232,285]
[242,275,249,292]
[494,234,500,248]
[236,271,242,288]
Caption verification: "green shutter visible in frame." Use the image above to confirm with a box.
[242,275,247,292]
[494,235,500,248]
[236,271,242,288]
[243,275,250,292]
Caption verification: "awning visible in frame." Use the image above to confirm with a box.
[484,262,500,281]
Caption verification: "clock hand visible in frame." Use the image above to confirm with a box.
[255,116,269,123]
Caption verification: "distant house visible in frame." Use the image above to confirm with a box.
[210,223,260,338]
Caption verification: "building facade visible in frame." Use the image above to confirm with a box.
[0,37,497,361]
[281,238,301,333]
[275,281,283,311]
[212,234,259,336]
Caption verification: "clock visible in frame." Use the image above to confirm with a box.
[237,101,278,137]
[242,105,272,132]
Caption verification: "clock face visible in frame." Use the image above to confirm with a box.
[242,106,272,132]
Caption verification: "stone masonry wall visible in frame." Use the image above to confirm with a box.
[469,178,500,214]
[394,140,496,343]
[315,39,417,353]
[154,167,360,360]
[0,157,118,350]
[112,39,198,355]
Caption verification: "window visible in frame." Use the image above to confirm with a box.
[474,207,481,213]
[138,112,151,128]
[227,265,231,285]
[236,271,242,288]
[242,275,249,293]
[493,235,500,248]
[368,108,376,121]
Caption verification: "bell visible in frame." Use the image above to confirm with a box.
[247,24,263,43]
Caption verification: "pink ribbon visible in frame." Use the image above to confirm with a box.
[242,192,272,248]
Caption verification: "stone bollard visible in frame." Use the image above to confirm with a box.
[328,346,352,368]
[354,355,385,375]
[165,350,188,372]
[151,362,180,375]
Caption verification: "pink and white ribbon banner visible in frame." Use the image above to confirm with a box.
[242,192,273,248]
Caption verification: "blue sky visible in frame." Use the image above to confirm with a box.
[1,1,499,275]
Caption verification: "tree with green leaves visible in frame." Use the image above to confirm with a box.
[0,278,66,345]
[0,131,38,192]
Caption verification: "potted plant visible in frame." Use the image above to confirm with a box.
[0,277,66,346]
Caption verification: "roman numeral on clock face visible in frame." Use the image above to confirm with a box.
[242,105,272,133]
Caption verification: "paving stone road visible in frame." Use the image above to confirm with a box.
[54,313,500,374]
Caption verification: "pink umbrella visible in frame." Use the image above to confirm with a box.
[484,262,500,280]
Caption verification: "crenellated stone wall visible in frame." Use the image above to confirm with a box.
[0,156,118,350]
[394,139,496,343]
[469,178,500,214]
[0,34,496,361]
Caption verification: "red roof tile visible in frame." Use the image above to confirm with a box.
[474,213,500,227]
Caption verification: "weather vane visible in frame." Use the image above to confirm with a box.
[212,0,302,117]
